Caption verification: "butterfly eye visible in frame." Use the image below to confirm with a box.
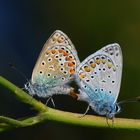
[115,105,120,113]
[48,73,51,77]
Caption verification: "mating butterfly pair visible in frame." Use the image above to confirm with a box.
[25,30,122,119]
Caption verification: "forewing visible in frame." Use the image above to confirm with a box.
[31,30,80,86]
[38,30,80,64]
[77,43,122,103]
[31,44,79,87]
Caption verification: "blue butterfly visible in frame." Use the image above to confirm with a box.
[75,43,122,119]
[25,30,80,105]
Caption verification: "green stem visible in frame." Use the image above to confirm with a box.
[0,76,140,131]
[0,76,47,112]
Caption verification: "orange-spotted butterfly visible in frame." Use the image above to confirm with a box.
[25,30,80,105]
[75,43,122,119]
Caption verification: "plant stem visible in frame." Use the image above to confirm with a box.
[0,76,140,131]
[0,76,47,112]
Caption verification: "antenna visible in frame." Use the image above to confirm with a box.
[118,97,140,105]
[9,63,29,82]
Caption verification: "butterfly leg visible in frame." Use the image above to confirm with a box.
[46,97,55,108]
[51,97,55,108]
[79,105,90,118]
[106,117,114,127]
[46,97,52,105]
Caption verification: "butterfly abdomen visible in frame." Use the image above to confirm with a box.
[25,82,73,98]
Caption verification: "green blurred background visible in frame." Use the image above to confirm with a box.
[0,0,140,139]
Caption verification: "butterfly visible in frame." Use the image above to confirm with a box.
[75,43,122,119]
[25,30,80,105]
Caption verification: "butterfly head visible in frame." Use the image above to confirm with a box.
[90,102,121,119]
[24,81,36,96]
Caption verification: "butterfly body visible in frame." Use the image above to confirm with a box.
[76,43,122,118]
[25,81,72,98]
[25,30,80,98]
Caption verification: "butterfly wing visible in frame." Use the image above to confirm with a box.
[41,30,79,52]
[31,30,80,87]
[76,43,122,103]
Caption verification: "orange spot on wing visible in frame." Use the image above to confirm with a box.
[58,36,65,43]
[66,56,73,61]
[90,63,96,68]
[46,50,51,55]
[63,51,68,56]
[101,59,106,64]
[69,69,75,74]
[107,62,112,69]
[95,59,101,64]
[59,49,63,53]
[84,66,91,72]
[51,49,57,54]
[68,62,75,67]
[79,72,86,78]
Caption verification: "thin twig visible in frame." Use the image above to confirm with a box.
[0,76,140,131]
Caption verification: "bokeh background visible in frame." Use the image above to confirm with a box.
[0,0,140,139]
